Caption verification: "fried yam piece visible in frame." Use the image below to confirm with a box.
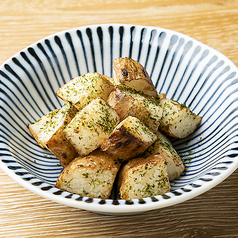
[113,57,158,98]
[56,72,114,110]
[101,116,157,162]
[29,103,78,167]
[64,98,119,157]
[29,109,59,148]
[55,150,121,199]
[118,154,170,200]
[159,98,202,138]
[107,87,163,132]
[143,130,185,181]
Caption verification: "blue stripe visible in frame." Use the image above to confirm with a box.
[45,39,67,85]
[65,32,81,76]
[54,36,72,80]
[76,30,89,73]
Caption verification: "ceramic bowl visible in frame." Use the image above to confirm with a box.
[1,24,238,215]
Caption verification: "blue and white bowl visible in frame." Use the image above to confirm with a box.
[0,24,238,215]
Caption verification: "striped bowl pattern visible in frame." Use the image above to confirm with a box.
[0,24,238,215]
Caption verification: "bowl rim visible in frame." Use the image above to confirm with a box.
[1,157,237,215]
[0,23,238,215]
[1,23,238,70]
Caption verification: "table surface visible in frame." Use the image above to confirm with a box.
[0,0,238,237]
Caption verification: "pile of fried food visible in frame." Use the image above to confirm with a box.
[29,57,201,200]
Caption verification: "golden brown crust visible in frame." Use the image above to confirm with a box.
[113,57,150,82]
[101,116,157,162]
[107,87,137,121]
[101,124,144,161]
[46,129,78,167]
[113,57,158,98]
[67,150,121,170]
[44,104,78,167]
[107,87,162,132]
[55,150,121,199]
